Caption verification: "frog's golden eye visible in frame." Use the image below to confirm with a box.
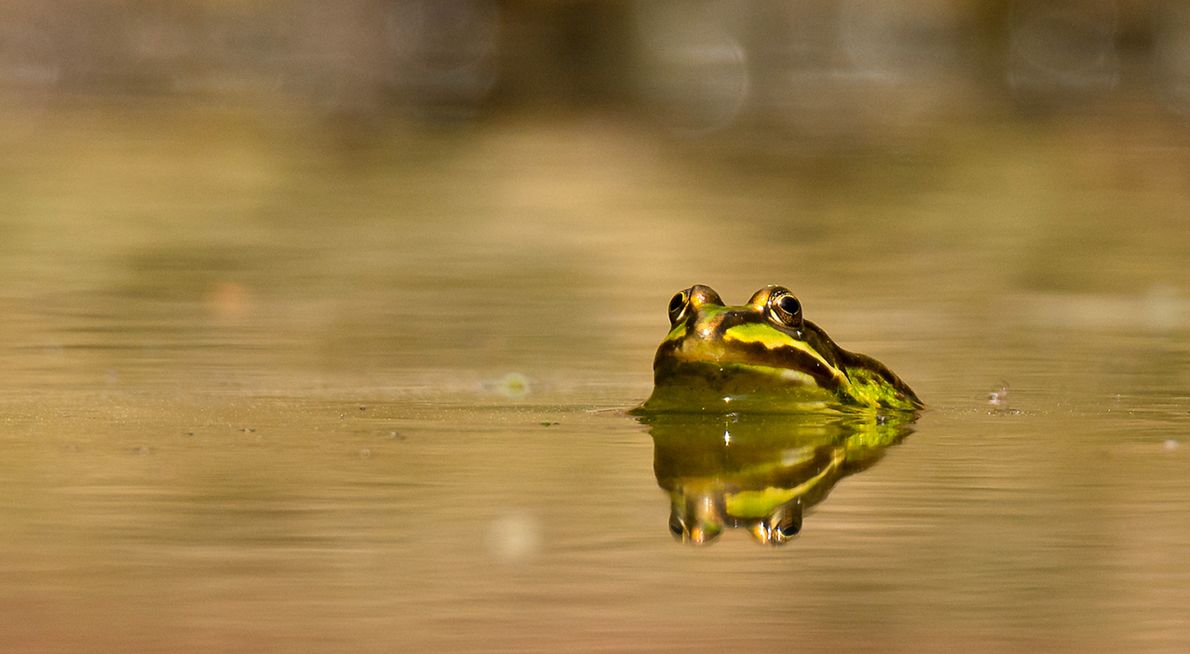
[769,291,803,328]
[667,290,690,325]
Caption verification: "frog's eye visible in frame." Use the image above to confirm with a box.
[667,290,690,325]
[769,292,803,327]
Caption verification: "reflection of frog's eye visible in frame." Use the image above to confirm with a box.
[775,508,802,540]
[770,292,803,327]
[667,290,689,325]
[766,501,803,544]
[667,513,686,540]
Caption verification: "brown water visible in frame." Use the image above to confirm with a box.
[2,106,1189,652]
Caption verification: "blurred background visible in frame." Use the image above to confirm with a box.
[2,2,1190,652]
[2,0,1189,121]
[1,1,1189,119]
[3,0,1188,387]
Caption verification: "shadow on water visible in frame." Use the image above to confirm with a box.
[638,411,917,546]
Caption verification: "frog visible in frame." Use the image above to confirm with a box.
[638,284,922,413]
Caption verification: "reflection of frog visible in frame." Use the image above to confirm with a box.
[638,285,922,413]
[644,412,914,545]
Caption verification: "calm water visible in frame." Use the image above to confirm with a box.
[2,107,1189,652]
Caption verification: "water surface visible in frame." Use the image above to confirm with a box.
[1,107,1189,652]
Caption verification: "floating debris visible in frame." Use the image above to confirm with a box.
[987,382,1021,414]
[1163,439,1180,452]
[493,372,532,399]
[988,383,1010,406]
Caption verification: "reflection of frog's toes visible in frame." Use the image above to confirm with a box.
[748,499,803,546]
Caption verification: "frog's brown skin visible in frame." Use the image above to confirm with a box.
[639,285,922,413]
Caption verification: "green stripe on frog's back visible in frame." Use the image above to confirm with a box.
[723,321,919,410]
[719,321,851,392]
[722,323,843,379]
[839,356,923,410]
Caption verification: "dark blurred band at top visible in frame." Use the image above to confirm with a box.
[1,1,1187,130]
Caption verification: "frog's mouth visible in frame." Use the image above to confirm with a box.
[654,334,846,393]
[655,355,837,391]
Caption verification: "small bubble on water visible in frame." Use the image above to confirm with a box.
[359,448,372,459]
[1163,439,1180,452]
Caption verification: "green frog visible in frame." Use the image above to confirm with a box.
[639,284,921,413]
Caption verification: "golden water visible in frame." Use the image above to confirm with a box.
[2,106,1188,652]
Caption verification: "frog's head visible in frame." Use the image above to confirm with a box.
[647,284,845,411]
[660,284,822,372]
[643,284,921,412]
